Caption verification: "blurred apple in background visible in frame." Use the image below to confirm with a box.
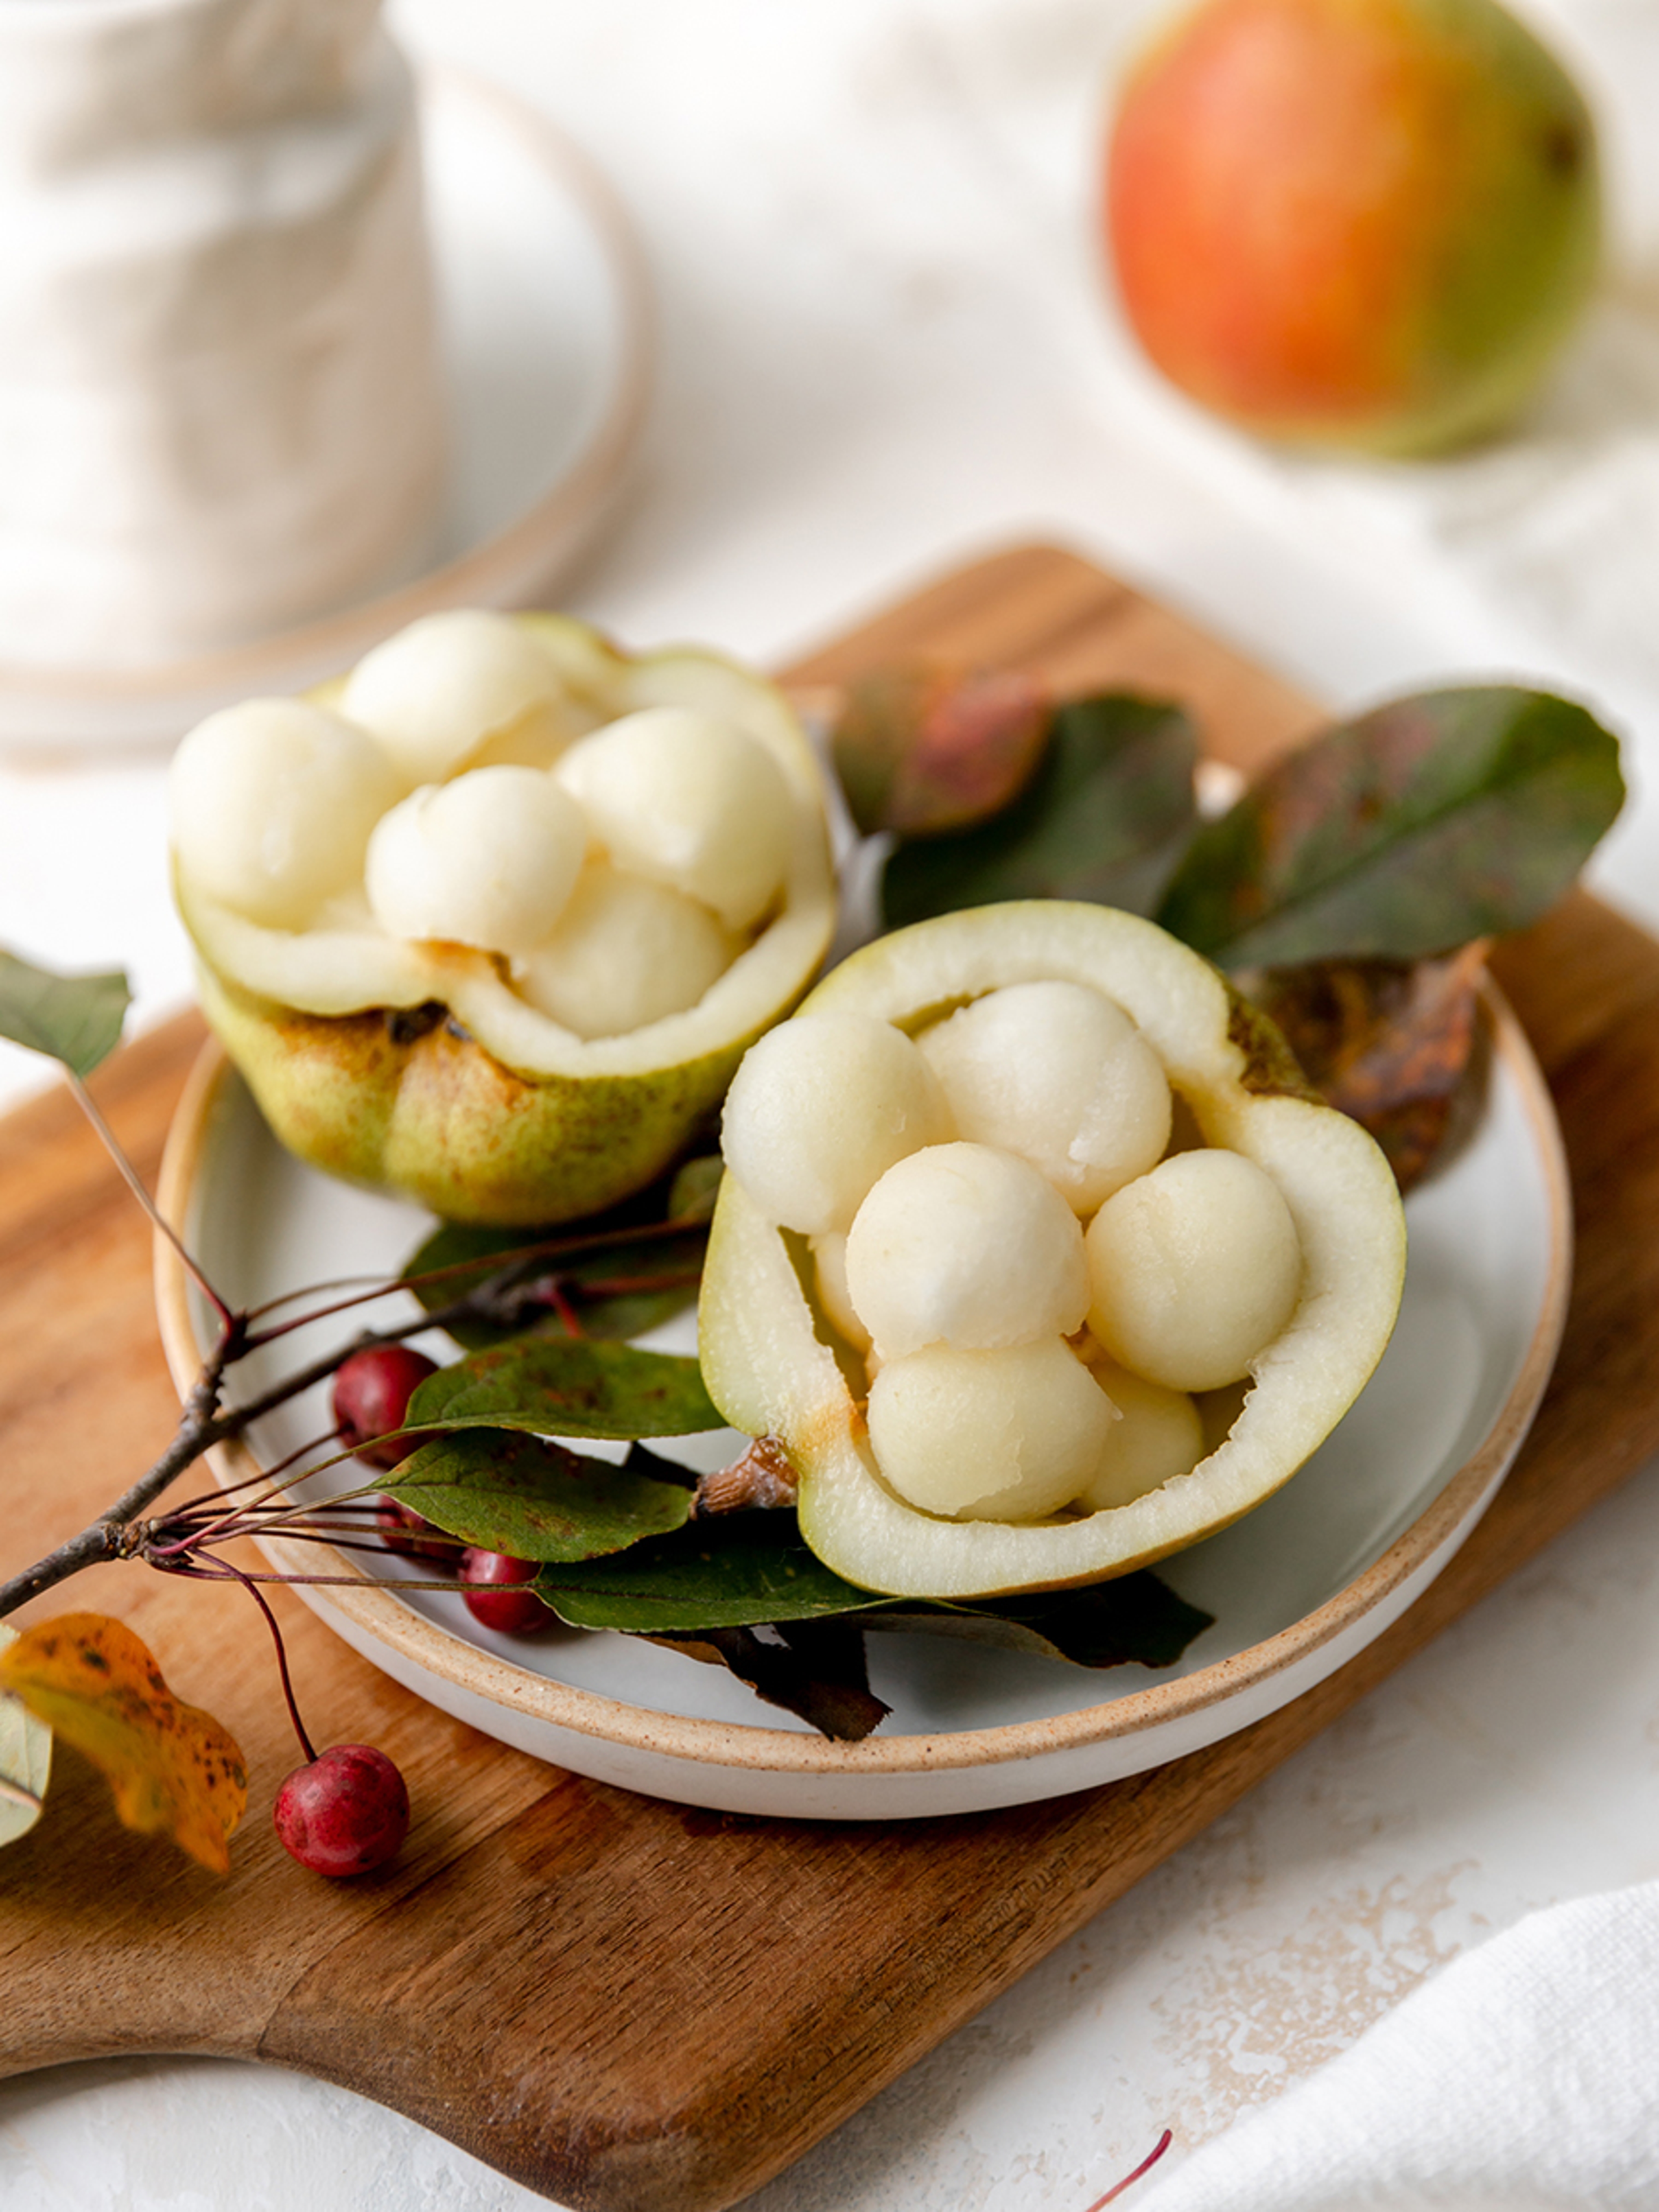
[1103,0,1602,456]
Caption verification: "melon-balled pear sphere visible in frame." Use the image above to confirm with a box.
[844,1142,1088,1361]
[810,1232,873,1355]
[1085,1149,1303,1393]
[720,1013,953,1237]
[1071,1355,1205,1512]
[364,765,588,957]
[516,864,737,1039]
[554,708,795,931]
[169,697,403,931]
[918,980,1172,1215]
[340,609,581,783]
[868,1339,1118,1521]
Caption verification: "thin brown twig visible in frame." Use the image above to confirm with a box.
[0,1237,551,1618]
[0,1197,701,1622]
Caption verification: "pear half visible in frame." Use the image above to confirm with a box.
[697,902,1407,1599]
[175,615,837,1226]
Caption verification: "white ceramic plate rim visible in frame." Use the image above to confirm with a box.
[154,978,1571,1784]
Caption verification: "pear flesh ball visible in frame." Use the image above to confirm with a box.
[365,765,588,957]
[918,979,1173,1214]
[169,697,403,932]
[340,608,580,784]
[810,1231,873,1354]
[1071,1355,1206,1512]
[844,1141,1089,1361]
[554,707,795,931]
[1085,1148,1303,1392]
[516,864,737,1040]
[868,1339,1119,1522]
[721,1012,954,1237]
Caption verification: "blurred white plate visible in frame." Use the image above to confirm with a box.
[0,70,651,753]
[156,985,1568,1821]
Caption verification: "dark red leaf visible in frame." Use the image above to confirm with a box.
[831,664,1050,836]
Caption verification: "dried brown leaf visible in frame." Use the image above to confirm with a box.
[0,1613,246,1873]
[1248,943,1490,1190]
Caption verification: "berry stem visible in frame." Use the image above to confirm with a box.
[241,1210,707,1347]
[67,1069,233,1331]
[159,1559,463,1592]
[218,1554,316,1764]
[1084,2130,1173,2210]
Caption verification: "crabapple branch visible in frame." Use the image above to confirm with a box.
[0,1248,597,1621]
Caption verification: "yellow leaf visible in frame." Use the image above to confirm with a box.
[0,1624,51,1847]
[0,1613,246,1874]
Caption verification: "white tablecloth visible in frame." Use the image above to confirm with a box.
[5,1,1659,2206]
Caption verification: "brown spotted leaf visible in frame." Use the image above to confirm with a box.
[831,664,1050,836]
[384,1431,693,1560]
[407,1337,720,1439]
[1156,687,1624,967]
[1248,944,1490,1190]
[0,1613,246,1872]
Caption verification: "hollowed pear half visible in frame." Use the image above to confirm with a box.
[175,616,837,1226]
[697,902,1407,1599]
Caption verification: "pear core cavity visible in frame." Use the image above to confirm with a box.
[698,902,1407,1598]
[172,611,837,1225]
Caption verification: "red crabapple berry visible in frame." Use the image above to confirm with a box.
[374,1495,454,1564]
[460,1548,553,1634]
[331,1345,439,1469]
[273,1743,410,1877]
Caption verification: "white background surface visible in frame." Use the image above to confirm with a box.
[4,0,1659,2206]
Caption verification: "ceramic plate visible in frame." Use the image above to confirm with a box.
[0,69,651,752]
[154,982,1570,1821]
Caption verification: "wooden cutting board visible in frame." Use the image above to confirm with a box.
[4,543,1659,2212]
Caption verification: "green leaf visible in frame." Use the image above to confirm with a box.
[868,1574,1214,1671]
[537,1519,877,1630]
[832,665,1051,836]
[0,950,130,1077]
[535,1516,1213,1672]
[882,694,1199,930]
[384,1433,693,1560]
[405,1218,706,1350]
[1156,687,1625,968]
[406,1337,722,1441]
[666,1155,724,1224]
[0,1624,51,1847]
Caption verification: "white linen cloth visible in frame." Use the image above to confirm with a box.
[1141,1879,1659,2211]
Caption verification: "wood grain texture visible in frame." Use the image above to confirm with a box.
[2,543,1658,2210]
